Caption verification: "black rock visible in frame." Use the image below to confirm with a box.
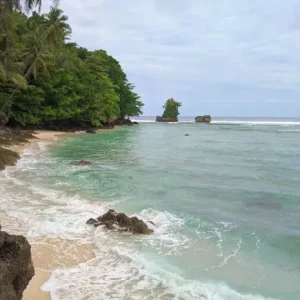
[86,129,97,134]
[0,230,35,300]
[86,218,98,226]
[87,209,154,234]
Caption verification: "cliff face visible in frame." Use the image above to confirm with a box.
[0,228,34,300]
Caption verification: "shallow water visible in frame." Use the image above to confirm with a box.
[1,120,300,300]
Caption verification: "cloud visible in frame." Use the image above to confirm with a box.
[42,0,300,116]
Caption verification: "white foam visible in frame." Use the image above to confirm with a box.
[277,129,300,133]
[0,136,280,300]
[42,243,277,300]
[131,119,156,123]
[211,121,300,126]
[132,119,300,126]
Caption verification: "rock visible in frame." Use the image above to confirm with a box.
[99,220,116,230]
[0,230,34,300]
[147,221,155,226]
[156,116,178,123]
[86,218,98,226]
[195,115,212,123]
[184,134,189,136]
[110,118,132,126]
[71,160,91,166]
[87,209,154,234]
[86,129,97,134]
[133,122,139,125]
[0,147,20,171]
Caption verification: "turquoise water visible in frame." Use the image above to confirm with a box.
[2,121,300,299]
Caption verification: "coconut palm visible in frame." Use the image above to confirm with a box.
[44,6,71,45]
[0,50,27,88]
[23,27,53,80]
[24,0,59,12]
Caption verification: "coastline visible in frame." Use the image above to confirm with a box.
[0,130,94,300]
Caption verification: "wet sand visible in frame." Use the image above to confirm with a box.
[1,130,95,300]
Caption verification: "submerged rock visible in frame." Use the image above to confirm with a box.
[195,115,212,123]
[0,230,34,300]
[0,147,20,171]
[71,160,91,166]
[87,209,154,234]
[184,134,189,136]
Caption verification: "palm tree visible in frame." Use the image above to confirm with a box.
[0,50,27,88]
[44,6,71,45]
[23,27,53,80]
[24,0,59,11]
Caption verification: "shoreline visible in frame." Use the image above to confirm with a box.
[22,131,72,300]
[0,130,94,300]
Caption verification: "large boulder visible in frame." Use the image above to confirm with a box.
[87,209,154,234]
[0,230,34,300]
[195,115,212,123]
[0,147,20,171]
[156,116,178,122]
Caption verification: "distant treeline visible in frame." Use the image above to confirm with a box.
[0,2,143,127]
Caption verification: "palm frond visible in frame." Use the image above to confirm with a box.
[8,73,27,89]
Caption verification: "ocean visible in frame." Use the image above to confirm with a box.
[1,117,300,300]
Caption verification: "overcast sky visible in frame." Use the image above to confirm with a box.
[42,0,300,117]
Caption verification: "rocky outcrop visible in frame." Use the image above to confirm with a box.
[156,116,178,122]
[71,160,91,166]
[0,147,20,171]
[0,229,34,300]
[0,128,36,146]
[195,115,212,123]
[86,129,97,134]
[87,209,154,234]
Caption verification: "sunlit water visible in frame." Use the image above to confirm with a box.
[1,119,300,300]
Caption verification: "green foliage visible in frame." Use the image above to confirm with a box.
[0,2,143,126]
[162,98,181,118]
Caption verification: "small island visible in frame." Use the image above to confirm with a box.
[156,98,181,122]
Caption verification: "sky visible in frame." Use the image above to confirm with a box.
[42,0,300,117]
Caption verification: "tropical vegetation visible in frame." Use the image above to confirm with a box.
[162,98,181,119]
[0,1,143,127]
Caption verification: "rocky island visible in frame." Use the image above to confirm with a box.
[195,115,212,123]
[156,98,181,122]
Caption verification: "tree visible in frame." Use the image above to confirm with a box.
[0,4,143,127]
[43,6,71,46]
[23,27,54,80]
[162,98,181,118]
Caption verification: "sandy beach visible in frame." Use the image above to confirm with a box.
[1,130,95,300]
